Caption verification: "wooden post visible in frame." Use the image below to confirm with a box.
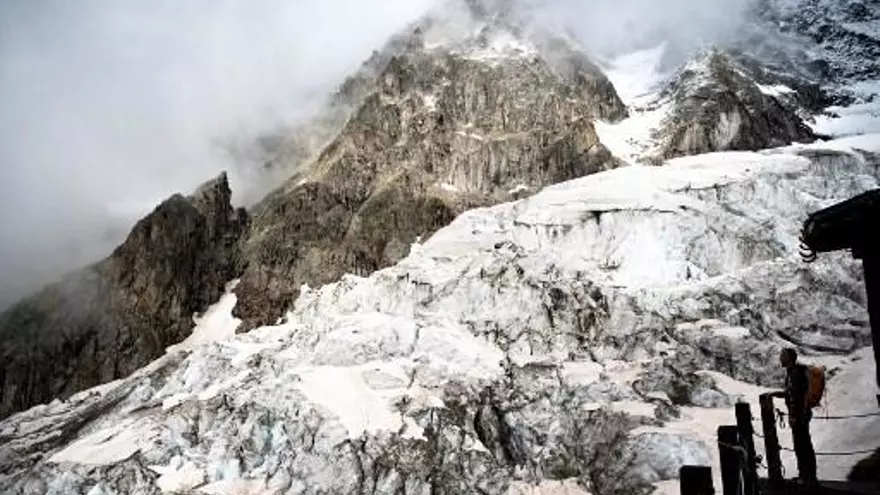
[735,402,758,495]
[863,256,880,407]
[717,425,741,495]
[680,465,714,495]
[759,393,783,488]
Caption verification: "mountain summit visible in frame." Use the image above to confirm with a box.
[233,0,629,328]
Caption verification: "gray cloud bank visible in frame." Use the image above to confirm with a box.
[0,0,437,308]
[0,0,756,309]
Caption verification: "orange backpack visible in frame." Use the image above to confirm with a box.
[806,365,826,409]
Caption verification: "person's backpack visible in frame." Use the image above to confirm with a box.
[805,365,826,409]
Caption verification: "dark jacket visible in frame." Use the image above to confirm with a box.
[785,363,810,417]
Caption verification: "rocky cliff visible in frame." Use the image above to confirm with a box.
[654,50,817,159]
[0,174,249,420]
[756,0,880,80]
[233,9,626,328]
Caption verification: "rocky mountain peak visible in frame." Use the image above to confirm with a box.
[751,0,880,80]
[0,173,249,420]
[653,48,817,159]
[233,4,628,328]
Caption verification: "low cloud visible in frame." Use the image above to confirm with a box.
[0,0,757,308]
[0,0,437,307]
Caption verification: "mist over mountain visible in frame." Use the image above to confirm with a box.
[0,0,438,309]
[0,0,789,309]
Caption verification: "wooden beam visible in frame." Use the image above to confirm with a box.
[735,402,759,495]
[718,425,741,495]
[759,393,784,488]
[679,465,714,495]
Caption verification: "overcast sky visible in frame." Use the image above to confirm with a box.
[0,0,439,307]
[0,0,754,308]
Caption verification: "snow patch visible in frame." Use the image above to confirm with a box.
[756,83,796,97]
[508,183,530,195]
[561,361,604,385]
[153,462,206,493]
[198,478,267,495]
[593,102,671,164]
[595,44,671,163]
[602,44,668,105]
[610,400,656,417]
[811,80,880,137]
[50,417,160,465]
[168,280,241,354]
[295,363,407,438]
[464,29,537,63]
[507,479,591,495]
[422,93,438,112]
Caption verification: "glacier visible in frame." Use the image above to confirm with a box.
[2,133,879,494]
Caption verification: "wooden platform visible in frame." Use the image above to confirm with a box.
[758,478,880,494]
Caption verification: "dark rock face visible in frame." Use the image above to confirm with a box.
[234,30,622,329]
[0,173,249,420]
[656,50,817,159]
[756,0,880,80]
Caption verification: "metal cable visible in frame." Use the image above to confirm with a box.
[773,409,880,420]
[777,445,878,456]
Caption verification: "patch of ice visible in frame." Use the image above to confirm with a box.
[198,478,266,495]
[602,44,669,105]
[295,363,405,438]
[811,80,880,137]
[168,280,241,354]
[50,417,160,465]
[507,479,591,495]
[595,44,672,164]
[508,184,530,195]
[695,370,773,401]
[812,102,880,137]
[422,93,438,112]
[561,361,604,385]
[610,400,656,417]
[464,29,537,63]
[791,132,880,154]
[153,462,205,493]
[756,83,796,97]
[593,102,671,164]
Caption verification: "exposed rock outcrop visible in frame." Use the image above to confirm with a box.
[234,12,624,328]
[0,173,249,420]
[756,0,880,80]
[655,50,817,160]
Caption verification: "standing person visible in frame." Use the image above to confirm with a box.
[772,348,818,486]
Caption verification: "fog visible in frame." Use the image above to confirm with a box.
[551,0,755,60]
[0,0,757,309]
[0,0,438,308]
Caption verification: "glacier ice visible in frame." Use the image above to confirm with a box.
[2,136,880,494]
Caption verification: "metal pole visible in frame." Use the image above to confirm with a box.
[735,403,758,495]
[717,425,741,495]
[680,465,714,495]
[863,255,880,407]
[759,393,783,488]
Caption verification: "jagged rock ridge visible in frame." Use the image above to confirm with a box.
[233,2,627,328]
[756,0,880,80]
[654,49,817,159]
[0,173,249,420]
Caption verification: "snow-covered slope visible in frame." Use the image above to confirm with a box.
[3,135,879,495]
